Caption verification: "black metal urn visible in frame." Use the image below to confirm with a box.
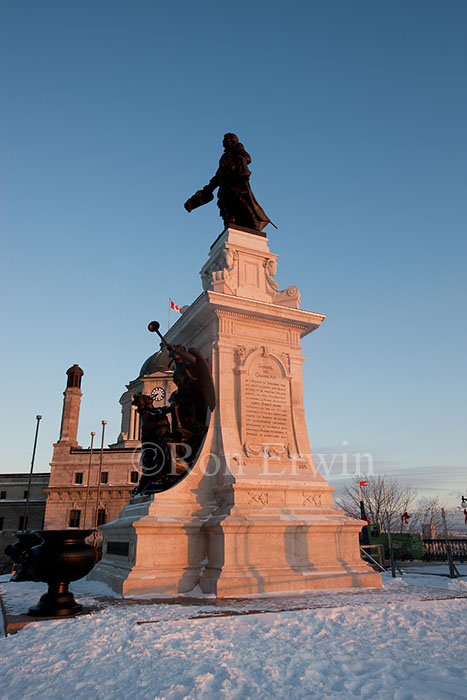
[24,529,98,617]
[4,532,42,581]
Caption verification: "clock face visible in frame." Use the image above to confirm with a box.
[151,386,165,403]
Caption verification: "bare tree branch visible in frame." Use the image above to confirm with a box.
[336,475,417,532]
[408,496,445,537]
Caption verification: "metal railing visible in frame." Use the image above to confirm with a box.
[360,544,386,571]
[423,539,467,562]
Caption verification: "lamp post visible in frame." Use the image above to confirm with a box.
[83,432,95,529]
[382,480,396,578]
[441,508,459,579]
[22,415,42,533]
[93,421,107,545]
[358,480,369,545]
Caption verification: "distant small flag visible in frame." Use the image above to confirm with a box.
[401,511,411,524]
[359,481,369,487]
[170,299,182,313]
[464,509,467,525]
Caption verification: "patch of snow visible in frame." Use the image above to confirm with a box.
[184,584,215,598]
[1,563,466,699]
[127,584,216,600]
[71,577,119,598]
[447,578,467,592]
[1,596,466,699]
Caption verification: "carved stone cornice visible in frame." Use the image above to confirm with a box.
[213,308,310,333]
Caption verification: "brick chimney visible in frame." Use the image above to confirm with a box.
[58,364,84,445]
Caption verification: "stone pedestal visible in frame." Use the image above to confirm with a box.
[89,227,381,596]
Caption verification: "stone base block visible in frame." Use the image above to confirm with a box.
[201,565,381,597]
[90,559,201,597]
[89,507,382,597]
[88,514,207,597]
[199,512,382,597]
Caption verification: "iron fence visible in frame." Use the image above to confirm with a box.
[423,539,467,562]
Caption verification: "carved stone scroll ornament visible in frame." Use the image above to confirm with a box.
[243,442,290,458]
[200,248,239,294]
[234,345,248,366]
[280,352,291,373]
[303,492,322,507]
[200,263,215,291]
[263,258,301,308]
[248,492,269,505]
[243,443,269,457]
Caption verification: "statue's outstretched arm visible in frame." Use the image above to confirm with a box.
[184,173,219,212]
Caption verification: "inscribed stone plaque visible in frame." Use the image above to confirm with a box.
[107,541,130,557]
[241,352,292,456]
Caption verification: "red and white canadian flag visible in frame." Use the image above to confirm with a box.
[170,299,182,313]
[359,481,369,487]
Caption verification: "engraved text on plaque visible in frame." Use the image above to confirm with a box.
[242,353,291,454]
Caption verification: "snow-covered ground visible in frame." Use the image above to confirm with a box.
[1,567,466,700]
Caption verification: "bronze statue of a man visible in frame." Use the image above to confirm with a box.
[184,133,272,232]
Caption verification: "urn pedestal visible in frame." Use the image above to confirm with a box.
[26,530,98,617]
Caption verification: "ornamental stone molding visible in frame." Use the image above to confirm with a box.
[201,246,239,295]
[248,491,269,505]
[200,227,300,308]
[263,258,300,307]
[303,492,322,506]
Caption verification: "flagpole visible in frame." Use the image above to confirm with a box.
[383,480,396,578]
[168,299,171,331]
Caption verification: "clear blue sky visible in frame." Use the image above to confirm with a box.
[1,0,466,507]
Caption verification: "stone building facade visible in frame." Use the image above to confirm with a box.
[44,351,175,530]
[0,472,49,573]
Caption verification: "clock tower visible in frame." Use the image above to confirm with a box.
[114,345,175,447]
